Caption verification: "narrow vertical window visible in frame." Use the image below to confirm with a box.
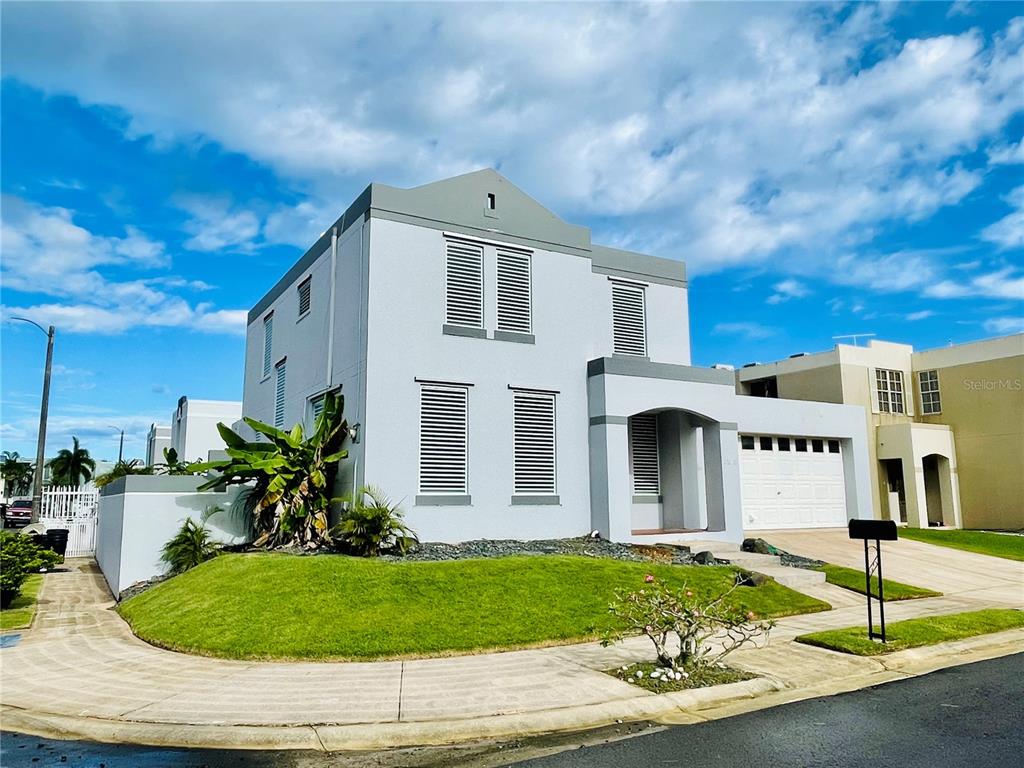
[262,312,274,378]
[309,393,325,426]
[274,359,287,429]
[919,370,941,414]
[419,384,469,494]
[297,277,312,318]
[876,368,905,414]
[445,240,484,328]
[612,281,647,356]
[629,414,660,496]
[512,389,556,495]
[496,250,532,334]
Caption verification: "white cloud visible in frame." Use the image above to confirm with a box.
[982,316,1024,335]
[980,185,1024,250]
[988,140,1024,165]
[177,196,261,252]
[905,310,935,321]
[924,266,1024,300]
[2,4,1021,276]
[712,322,777,340]
[1,196,246,334]
[766,279,810,304]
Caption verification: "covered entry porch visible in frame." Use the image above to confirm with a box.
[877,423,962,529]
[587,358,744,544]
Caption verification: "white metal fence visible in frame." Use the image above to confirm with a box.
[40,486,100,557]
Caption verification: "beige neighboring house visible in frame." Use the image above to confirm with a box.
[737,334,1024,531]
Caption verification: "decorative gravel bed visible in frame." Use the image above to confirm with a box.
[384,536,700,565]
[607,661,756,692]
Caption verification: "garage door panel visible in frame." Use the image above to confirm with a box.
[740,434,847,530]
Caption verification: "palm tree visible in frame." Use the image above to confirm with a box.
[1,451,35,496]
[46,437,97,488]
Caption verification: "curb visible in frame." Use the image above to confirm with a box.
[5,630,1022,751]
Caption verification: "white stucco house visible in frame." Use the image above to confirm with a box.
[239,170,873,544]
[170,397,242,462]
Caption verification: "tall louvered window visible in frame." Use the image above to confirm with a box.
[445,240,484,328]
[612,281,647,356]
[419,384,469,494]
[512,389,556,495]
[497,250,532,334]
[309,394,325,425]
[297,277,312,317]
[629,414,660,496]
[274,359,287,429]
[262,312,274,378]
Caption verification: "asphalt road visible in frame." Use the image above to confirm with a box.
[2,654,1021,768]
[513,652,1024,768]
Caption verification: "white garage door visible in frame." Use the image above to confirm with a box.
[739,435,847,529]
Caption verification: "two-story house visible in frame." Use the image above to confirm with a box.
[241,170,873,544]
[738,335,1024,531]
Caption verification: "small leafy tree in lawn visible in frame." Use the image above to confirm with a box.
[161,507,222,575]
[332,486,418,556]
[601,575,774,671]
[194,392,349,549]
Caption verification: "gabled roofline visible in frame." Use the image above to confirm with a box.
[247,171,687,325]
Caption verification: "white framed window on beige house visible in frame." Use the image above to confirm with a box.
[919,370,941,414]
[874,368,905,414]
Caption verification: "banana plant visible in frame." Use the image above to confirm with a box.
[195,392,349,549]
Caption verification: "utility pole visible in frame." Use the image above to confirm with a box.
[12,318,55,523]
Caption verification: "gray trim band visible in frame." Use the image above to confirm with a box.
[593,265,687,288]
[443,324,487,339]
[589,415,629,426]
[632,495,662,504]
[415,494,472,506]
[511,495,560,505]
[587,357,735,386]
[100,475,228,496]
[494,330,536,344]
[718,421,739,430]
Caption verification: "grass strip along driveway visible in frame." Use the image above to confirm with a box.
[898,529,1024,562]
[0,574,42,631]
[796,608,1024,656]
[119,553,830,661]
[817,564,941,601]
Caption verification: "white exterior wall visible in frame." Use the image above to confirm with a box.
[171,399,242,461]
[95,477,245,597]
[362,218,690,542]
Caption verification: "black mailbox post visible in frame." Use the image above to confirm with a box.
[848,519,898,643]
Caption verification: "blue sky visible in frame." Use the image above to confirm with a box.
[1,1,1022,462]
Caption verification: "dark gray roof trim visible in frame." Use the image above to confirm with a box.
[249,170,688,323]
[248,185,372,322]
[588,357,734,386]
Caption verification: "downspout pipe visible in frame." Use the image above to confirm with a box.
[326,226,338,389]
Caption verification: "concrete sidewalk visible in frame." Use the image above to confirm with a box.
[0,544,1021,751]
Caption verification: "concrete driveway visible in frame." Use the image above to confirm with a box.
[749,528,1024,606]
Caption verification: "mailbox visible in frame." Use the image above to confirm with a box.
[848,519,898,541]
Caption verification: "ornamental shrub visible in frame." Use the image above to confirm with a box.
[0,531,61,607]
[161,513,221,575]
[332,486,418,557]
[601,574,774,671]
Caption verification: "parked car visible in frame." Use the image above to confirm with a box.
[2,499,33,528]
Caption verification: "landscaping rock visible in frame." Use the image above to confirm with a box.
[384,536,701,566]
[741,537,778,555]
[734,569,773,587]
[693,550,718,565]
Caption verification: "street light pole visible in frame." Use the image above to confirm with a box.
[12,317,55,524]
[109,426,125,463]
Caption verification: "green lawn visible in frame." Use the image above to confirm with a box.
[898,529,1024,562]
[817,564,941,601]
[119,553,831,661]
[796,608,1024,656]
[0,574,42,631]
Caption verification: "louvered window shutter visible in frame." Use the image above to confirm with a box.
[419,385,469,494]
[298,278,312,317]
[274,360,287,428]
[629,414,660,495]
[512,390,556,494]
[310,394,325,424]
[612,282,647,356]
[497,250,532,334]
[445,240,484,328]
[262,313,274,378]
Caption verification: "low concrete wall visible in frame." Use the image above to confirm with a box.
[96,476,248,598]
